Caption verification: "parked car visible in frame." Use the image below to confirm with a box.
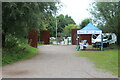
[92,33,117,48]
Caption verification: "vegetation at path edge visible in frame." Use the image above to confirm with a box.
[2,44,38,66]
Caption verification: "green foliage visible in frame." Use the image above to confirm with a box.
[2,2,59,30]
[56,14,76,34]
[88,2,120,44]
[38,41,44,45]
[61,24,80,37]
[2,2,61,65]
[46,16,56,37]
[2,33,38,66]
[2,2,60,47]
[4,34,28,49]
[79,18,90,28]
[46,14,76,37]
[76,46,118,75]
[2,44,38,66]
[5,34,19,48]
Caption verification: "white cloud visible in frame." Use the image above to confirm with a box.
[58,0,93,25]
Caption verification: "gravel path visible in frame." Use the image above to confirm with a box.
[2,45,117,78]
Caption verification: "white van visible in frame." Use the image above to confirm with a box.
[92,33,117,48]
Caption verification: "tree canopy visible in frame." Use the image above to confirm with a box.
[3,2,59,35]
[79,18,90,28]
[61,24,80,37]
[56,14,76,36]
[2,2,61,47]
[47,14,76,37]
[89,2,119,33]
[88,2,120,44]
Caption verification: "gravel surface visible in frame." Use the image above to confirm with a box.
[2,45,117,78]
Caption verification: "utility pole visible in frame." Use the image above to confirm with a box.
[55,14,58,45]
[56,18,57,40]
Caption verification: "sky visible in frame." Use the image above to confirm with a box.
[58,0,94,25]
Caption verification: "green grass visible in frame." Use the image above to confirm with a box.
[0,49,2,66]
[76,45,118,75]
[2,44,38,66]
[38,41,44,46]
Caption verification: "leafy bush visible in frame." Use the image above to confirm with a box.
[2,34,38,66]
[5,34,19,48]
[2,44,38,66]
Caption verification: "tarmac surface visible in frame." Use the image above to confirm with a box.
[2,45,117,78]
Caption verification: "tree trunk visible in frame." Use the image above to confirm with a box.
[0,33,2,48]
[2,32,5,48]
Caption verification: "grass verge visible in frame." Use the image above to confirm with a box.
[2,44,38,66]
[76,45,118,75]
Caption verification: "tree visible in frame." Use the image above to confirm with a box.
[56,14,66,33]
[2,2,60,47]
[61,24,80,37]
[46,15,56,37]
[79,18,90,28]
[65,15,76,25]
[56,14,76,36]
[46,14,76,37]
[88,2,120,45]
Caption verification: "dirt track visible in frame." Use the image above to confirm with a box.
[2,45,117,78]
